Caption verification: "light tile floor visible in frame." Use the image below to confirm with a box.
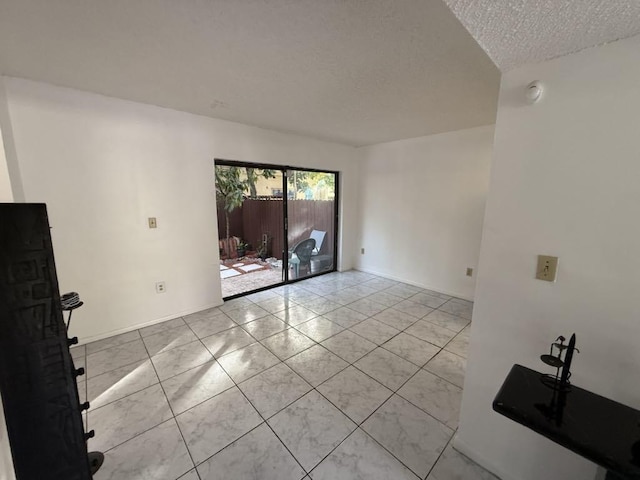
[72,270,498,480]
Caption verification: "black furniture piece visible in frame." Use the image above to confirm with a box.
[289,238,316,279]
[493,364,640,480]
[0,203,93,480]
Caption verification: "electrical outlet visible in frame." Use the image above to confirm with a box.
[466,267,473,277]
[361,248,365,254]
[148,217,157,229]
[156,281,166,293]
[536,255,558,282]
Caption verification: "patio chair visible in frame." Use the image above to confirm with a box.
[309,230,326,255]
[289,238,316,279]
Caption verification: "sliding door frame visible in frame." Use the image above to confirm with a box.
[215,158,339,300]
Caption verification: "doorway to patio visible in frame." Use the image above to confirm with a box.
[215,160,338,299]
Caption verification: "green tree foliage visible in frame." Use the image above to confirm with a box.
[245,167,276,198]
[215,166,246,255]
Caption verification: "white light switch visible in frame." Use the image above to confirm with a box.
[536,255,558,282]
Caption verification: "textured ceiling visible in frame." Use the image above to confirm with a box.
[0,0,500,146]
[444,0,640,71]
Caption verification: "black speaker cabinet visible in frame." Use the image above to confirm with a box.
[0,203,91,480]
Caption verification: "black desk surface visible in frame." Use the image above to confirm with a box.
[493,364,640,478]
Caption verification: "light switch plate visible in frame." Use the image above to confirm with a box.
[148,217,157,229]
[536,255,558,282]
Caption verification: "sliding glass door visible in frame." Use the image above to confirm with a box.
[215,160,338,299]
[286,169,337,280]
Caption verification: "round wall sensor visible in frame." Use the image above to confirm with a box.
[525,81,543,103]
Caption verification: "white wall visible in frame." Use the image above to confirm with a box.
[457,34,640,480]
[355,126,494,300]
[3,77,359,343]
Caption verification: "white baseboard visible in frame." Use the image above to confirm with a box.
[76,301,223,345]
[353,266,475,302]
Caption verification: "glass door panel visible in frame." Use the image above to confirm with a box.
[215,163,284,297]
[286,169,337,280]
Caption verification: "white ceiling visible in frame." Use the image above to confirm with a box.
[2,2,638,147]
[0,0,500,146]
[444,0,640,71]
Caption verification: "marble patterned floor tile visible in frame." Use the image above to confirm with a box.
[438,299,474,320]
[86,330,141,355]
[161,360,234,414]
[142,324,199,356]
[309,428,419,480]
[87,339,150,378]
[77,380,86,402]
[246,289,280,303]
[366,291,403,308]
[261,328,316,360]
[424,350,467,388]
[200,326,256,358]
[88,384,173,452]
[183,307,226,323]
[88,359,159,409]
[325,291,364,306]
[224,304,271,325]
[422,288,453,300]
[317,366,392,424]
[309,283,341,297]
[268,390,356,471]
[139,317,186,338]
[362,394,453,478]
[320,330,377,363]
[285,345,348,387]
[354,348,419,391]
[219,297,252,312]
[321,307,368,329]
[303,297,342,315]
[444,327,470,358]
[382,332,441,367]
[274,305,318,326]
[178,470,199,480]
[429,444,499,480]
[187,315,237,339]
[393,299,435,319]
[151,341,214,381]
[95,418,193,480]
[176,386,263,465]
[217,342,280,383]
[241,315,288,340]
[423,310,470,333]
[286,288,323,303]
[405,320,456,347]
[349,318,400,345]
[239,363,312,419]
[346,298,387,317]
[70,345,85,360]
[372,308,419,330]
[197,423,305,480]
[346,284,379,297]
[409,292,448,309]
[383,284,424,299]
[256,296,298,314]
[294,317,345,342]
[398,370,462,429]
[362,278,399,292]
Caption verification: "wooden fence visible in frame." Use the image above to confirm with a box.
[217,198,335,260]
